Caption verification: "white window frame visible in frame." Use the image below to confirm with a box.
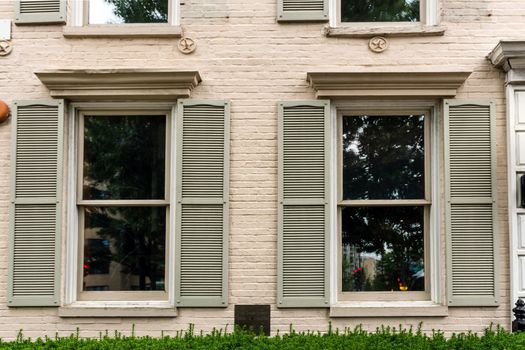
[329,100,442,308]
[64,102,178,309]
[329,0,439,27]
[70,0,180,27]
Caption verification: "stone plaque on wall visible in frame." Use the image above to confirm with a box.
[234,305,270,336]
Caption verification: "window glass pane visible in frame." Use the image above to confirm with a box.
[83,206,166,292]
[341,0,420,22]
[83,115,166,200]
[89,0,169,24]
[342,115,425,200]
[341,206,424,292]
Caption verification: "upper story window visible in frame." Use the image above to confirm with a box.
[325,0,441,36]
[340,0,420,22]
[89,0,169,24]
[64,0,181,37]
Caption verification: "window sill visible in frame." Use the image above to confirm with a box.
[59,303,177,318]
[63,25,182,38]
[330,301,448,318]
[325,24,446,38]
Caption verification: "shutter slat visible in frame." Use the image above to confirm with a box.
[278,101,330,308]
[176,100,230,308]
[15,0,66,24]
[278,0,328,21]
[9,100,63,307]
[445,100,499,307]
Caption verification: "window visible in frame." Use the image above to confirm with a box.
[76,108,171,302]
[337,110,432,302]
[65,0,180,37]
[340,0,420,22]
[88,0,169,24]
[327,0,441,35]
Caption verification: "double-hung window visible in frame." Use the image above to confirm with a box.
[77,109,171,302]
[338,111,431,301]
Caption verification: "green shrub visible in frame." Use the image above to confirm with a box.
[3,324,525,349]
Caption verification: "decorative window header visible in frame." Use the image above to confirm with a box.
[306,72,471,98]
[35,69,202,100]
[489,41,525,72]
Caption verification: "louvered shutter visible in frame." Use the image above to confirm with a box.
[175,100,230,307]
[277,100,330,308]
[8,100,64,307]
[444,100,499,306]
[278,0,329,21]
[15,0,66,24]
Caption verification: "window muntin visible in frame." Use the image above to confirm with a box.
[340,0,420,22]
[88,0,169,24]
[338,113,430,301]
[77,111,170,301]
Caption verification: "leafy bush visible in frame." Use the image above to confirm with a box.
[3,324,525,349]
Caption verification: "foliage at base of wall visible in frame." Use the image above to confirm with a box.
[3,324,525,349]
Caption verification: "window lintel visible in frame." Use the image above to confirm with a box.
[35,69,202,101]
[307,71,471,99]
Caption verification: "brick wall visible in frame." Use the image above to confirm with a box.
[0,0,516,339]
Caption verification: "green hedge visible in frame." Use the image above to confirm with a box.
[3,324,525,349]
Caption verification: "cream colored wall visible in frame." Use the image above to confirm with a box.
[0,0,518,339]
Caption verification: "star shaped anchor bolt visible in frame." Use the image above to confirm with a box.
[0,40,12,56]
[368,36,389,53]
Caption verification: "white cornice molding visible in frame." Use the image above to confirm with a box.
[35,69,202,100]
[307,72,472,98]
[488,41,525,72]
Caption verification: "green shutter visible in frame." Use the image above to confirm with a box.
[278,0,329,21]
[175,100,230,307]
[8,100,64,307]
[277,100,330,308]
[15,0,66,24]
[444,100,499,307]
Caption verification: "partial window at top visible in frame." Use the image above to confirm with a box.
[89,0,169,24]
[341,0,420,22]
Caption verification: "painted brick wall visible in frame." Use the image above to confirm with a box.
[0,0,517,339]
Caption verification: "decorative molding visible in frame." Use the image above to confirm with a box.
[35,69,202,100]
[307,72,472,98]
[325,25,445,38]
[488,41,525,72]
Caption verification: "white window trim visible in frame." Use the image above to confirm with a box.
[328,0,439,28]
[328,100,442,314]
[64,102,178,309]
[70,0,180,27]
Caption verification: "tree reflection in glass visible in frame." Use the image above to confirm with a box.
[341,206,424,292]
[341,115,426,293]
[341,0,420,22]
[81,115,167,293]
[89,0,169,24]
[343,115,425,200]
[83,115,166,200]
[83,207,166,291]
